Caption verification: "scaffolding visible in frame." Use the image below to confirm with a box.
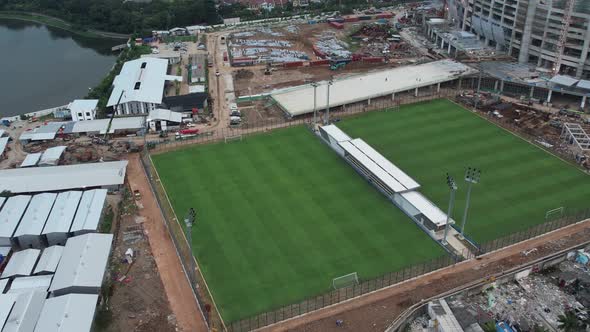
[561,122,590,153]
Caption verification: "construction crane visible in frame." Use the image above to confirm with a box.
[552,0,575,76]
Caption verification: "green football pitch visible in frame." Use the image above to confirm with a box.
[338,99,590,244]
[152,126,445,322]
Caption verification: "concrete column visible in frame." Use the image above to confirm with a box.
[391,92,396,101]
[437,82,441,93]
[518,0,538,63]
[448,43,452,54]
[494,80,499,91]
[582,96,587,108]
[457,78,462,89]
[441,38,445,49]
[415,87,419,97]
[499,80,505,92]
[530,86,535,98]
[461,3,469,30]
[547,90,553,103]
[576,23,590,78]
[367,98,371,105]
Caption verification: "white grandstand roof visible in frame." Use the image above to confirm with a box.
[0,196,31,240]
[20,153,41,168]
[401,191,448,227]
[1,249,40,279]
[0,137,9,157]
[4,290,46,332]
[339,141,407,193]
[272,60,476,116]
[320,124,351,142]
[50,233,113,294]
[33,246,64,275]
[350,139,420,191]
[38,146,66,166]
[148,109,183,123]
[14,193,57,238]
[107,58,182,107]
[69,190,107,234]
[35,294,98,332]
[8,275,53,293]
[0,161,127,194]
[43,191,82,236]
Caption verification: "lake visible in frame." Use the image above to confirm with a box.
[0,19,119,117]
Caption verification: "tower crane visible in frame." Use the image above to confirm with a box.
[552,0,575,76]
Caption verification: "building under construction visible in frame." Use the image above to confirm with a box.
[447,0,590,78]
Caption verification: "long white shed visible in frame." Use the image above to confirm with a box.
[14,193,57,249]
[69,189,107,235]
[42,191,82,246]
[0,196,30,247]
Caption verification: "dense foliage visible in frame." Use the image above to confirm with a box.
[0,0,218,34]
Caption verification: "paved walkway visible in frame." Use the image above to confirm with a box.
[126,154,208,332]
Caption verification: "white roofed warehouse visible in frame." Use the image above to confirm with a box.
[42,191,82,246]
[270,60,477,117]
[14,193,57,249]
[70,189,107,236]
[107,58,182,116]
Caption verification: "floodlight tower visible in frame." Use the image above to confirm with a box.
[459,167,481,240]
[325,79,333,125]
[442,173,457,246]
[311,82,319,128]
[184,208,196,280]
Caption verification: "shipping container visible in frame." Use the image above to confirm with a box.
[376,13,394,19]
[283,61,304,68]
[223,51,228,61]
[179,128,199,135]
[344,16,359,22]
[310,59,330,66]
[358,15,372,21]
[329,22,344,29]
[352,54,363,61]
[312,45,326,58]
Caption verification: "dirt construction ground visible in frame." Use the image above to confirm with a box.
[260,219,590,332]
[126,154,208,332]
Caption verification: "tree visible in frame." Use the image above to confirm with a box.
[557,310,582,332]
[482,321,496,332]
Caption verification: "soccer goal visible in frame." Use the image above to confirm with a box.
[224,134,243,143]
[332,272,359,289]
[545,207,564,220]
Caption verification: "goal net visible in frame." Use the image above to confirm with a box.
[545,207,564,220]
[332,272,359,289]
[224,134,243,143]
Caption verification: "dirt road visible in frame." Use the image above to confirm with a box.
[126,154,208,332]
[260,219,590,332]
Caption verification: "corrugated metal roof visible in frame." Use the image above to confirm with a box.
[69,190,107,234]
[0,161,127,194]
[1,249,41,279]
[42,191,82,235]
[19,154,42,168]
[3,290,46,332]
[19,122,66,141]
[0,137,9,157]
[8,275,53,293]
[272,60,477,116]
[49,233,113,294]
[34,294,98,332]
[320,125,351,142]
[148,109,183,123]
[577,79,590,90]
[104,117,145,134]
[38,146,66,166]
[401,191,448,226]
[107,58,181,107]
[0,294,18,328]
[0,196,31,240]
[550,75,578,87]
[33,246,64,275]
[14,193,57,238]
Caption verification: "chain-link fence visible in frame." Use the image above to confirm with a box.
[139,91,590,332]
[478,208,590,254]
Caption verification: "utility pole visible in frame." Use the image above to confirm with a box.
[459,167,480,240]
[311,82,318,129]
[184,208,197,282]
[442,173,457,246]
[325,79,333,125]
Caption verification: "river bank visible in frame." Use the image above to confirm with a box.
[0,11,130,39]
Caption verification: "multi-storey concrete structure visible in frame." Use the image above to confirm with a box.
[448,0,590,78]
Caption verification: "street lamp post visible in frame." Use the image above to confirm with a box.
[459,167,481,240]
[442,173,458,246]
[311,82,319,128]
[184,208,196,282]
[325,79,333,125]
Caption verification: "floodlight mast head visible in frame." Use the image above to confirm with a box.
[446,173,458,190]
[465,167,481,184]
[442,173,457,245]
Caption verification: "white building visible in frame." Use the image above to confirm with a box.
[35,294,98,332]
[42,191,82,246]
[107,58,182,116]
[14,193,57,249]
[67,100,98,122]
